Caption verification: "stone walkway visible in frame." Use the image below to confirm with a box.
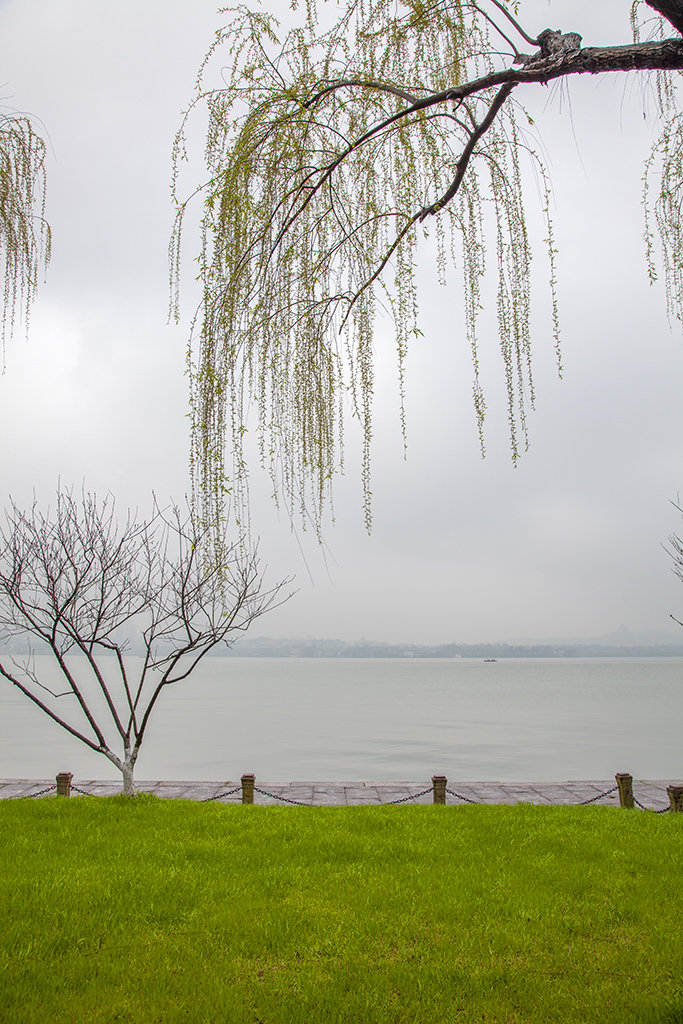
[0,778,678,809]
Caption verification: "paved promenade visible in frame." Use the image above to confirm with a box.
[0,778,678,809]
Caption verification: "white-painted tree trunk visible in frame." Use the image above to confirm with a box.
[122,760,135,796]
[107,744,138,795]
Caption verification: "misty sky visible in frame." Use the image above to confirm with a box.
[1,0,682,645]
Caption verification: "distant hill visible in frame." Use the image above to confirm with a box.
[221,632,683,659]
[3,627,682,659]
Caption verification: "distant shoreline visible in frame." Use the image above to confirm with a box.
[4,640,683,660]
[221,639,683,659]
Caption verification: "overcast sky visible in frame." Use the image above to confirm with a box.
[1,0,682,645]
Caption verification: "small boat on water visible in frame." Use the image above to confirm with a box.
[483,658,497,663]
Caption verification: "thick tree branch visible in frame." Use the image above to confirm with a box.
[647,0,683,34]
[439,39,680,121]
[345,39,683,167]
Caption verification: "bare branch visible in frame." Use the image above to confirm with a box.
[304,79,422,107]
[470,2,524,58]
[420,82,516,219]
[0,660,108,754]
[483,0,541,47]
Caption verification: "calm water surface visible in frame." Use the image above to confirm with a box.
[0,656,681,781]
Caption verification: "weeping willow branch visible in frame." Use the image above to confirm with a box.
[171,0,683,539]
[0,113,51,366]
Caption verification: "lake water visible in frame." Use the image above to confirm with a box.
[0,656,681,782]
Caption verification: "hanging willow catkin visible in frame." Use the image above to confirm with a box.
[0,114,51,365]
[171,2,680,540]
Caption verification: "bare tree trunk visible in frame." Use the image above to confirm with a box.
[121,761,135,796]
[119,741,137,796]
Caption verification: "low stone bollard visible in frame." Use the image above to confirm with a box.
[667,785,683,813]
[56,772,73,797]
[241,773,255,805]
[615,772,634,809]
[432,775,447,804]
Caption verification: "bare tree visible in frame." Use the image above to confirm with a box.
[0,489,290,794]
[171,1,683,534]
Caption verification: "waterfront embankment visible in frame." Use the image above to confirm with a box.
[1,777,679,809]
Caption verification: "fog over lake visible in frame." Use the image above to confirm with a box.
[1,657,681,784]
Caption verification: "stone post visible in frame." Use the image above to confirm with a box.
[55,772,73,797]
[615,772,634,809]
[432,775,447,804]
[241,773,255,805]
[667,785,683,813]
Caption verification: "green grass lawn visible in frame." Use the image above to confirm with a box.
[0,797,681,1023]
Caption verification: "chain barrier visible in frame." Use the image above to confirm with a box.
[578,784,619,806]
[633,795,670,814]
[445,787,482,805]
[385,787,432,805]
[201,786,242,803]
[20,784,57,799]
[71,784,247,801]
[443,783,627,808]
[252,785,435,806]
[443,783,665,810]
[1,780,677,811]
[253,785,313,806]
[69,784,244,801]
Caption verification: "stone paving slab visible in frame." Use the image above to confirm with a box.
[1,778,679,808]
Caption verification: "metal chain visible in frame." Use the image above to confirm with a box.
[385,787,432,805]
[633,795,670,814]
[444,783,623,807]
[445,787,482,805]
[22,784,57,799]
[578,784,619,806]
[201,786,242,803]
[253,786,313,806]
[68,784,245,801]
[253,785,435,806]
